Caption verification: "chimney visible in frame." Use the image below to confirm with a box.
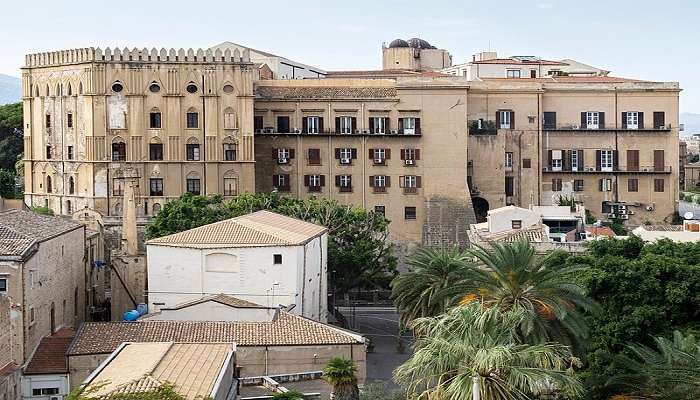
[121,171,139,255]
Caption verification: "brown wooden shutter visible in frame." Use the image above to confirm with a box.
[564,150,571,171]
[351,117,357,132]
[599,112,605,129]
[369,149,375,159]
[578,150,584,168]
[415,149,421,160]
[495,111,501,127]
[416,176,422,188]
[415,118,421,134]
[510,111,515,129]
[369,176,375,187]
[335,117,341,133]
[304,175,310,186]
[398,118,404,132]
[654,150,664,172]
[386,176,391,187]
[289,149,295,159]
[386,149,391,159]
[653,112,665,129]
[598,178,603,192]
[627,150,639,171]
[596,150,602,171]
[335,175,341,187]
[547,150,552,167]
[272,175,278,186]
[351,148,357,159]
[368,118,374,133]
[302,117,308,133]
[318,117,324,133]
[271,148,277,159]
[282,174,290,189]
[334,148,340,159]
[581,112,587,127]
[613,150,619,170]
[400,149,406,160]
[399,176,405,188]
[621,112,627,129]
[384,117,390,132]
[638,112,644,129]
[320,175,326,186]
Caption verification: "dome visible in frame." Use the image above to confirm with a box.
[407,38,432,49]
[388,39,409,48]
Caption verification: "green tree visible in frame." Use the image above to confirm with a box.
[609,331,700,400]
[0,169,17,198]
[66,382,191,400]
[451,241,598,349]
[146,192,396,297]
[391,246,472,323]
[0,102,22,172]
[323,358,360,400]
[394,303,583,400]
[271,390,305,399]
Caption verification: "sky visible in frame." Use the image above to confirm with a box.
[2,0,698,112]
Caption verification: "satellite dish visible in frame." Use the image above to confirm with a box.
[684,211,694,220]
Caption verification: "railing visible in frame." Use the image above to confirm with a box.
[255,127,421,136]
[543,165,672,173]
[543,123,672,131]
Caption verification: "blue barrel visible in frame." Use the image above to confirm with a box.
[123,310,140,321]
[136,303,148,315]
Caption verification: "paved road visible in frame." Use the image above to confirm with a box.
[337,306,413,385]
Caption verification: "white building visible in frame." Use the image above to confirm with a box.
[210,42,326,79]
[146,210,329,322]
[632,220,700,243]
[441,51,608,80]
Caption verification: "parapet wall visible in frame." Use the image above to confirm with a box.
[25,47,252,68]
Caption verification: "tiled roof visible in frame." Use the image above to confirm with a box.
[488,224,549,243]
[638,225,684,232]
[585,226,616,237]
[0,209,82,258]
[472,58,568,66]
[24,328,74,375]
[255,85,397,100]
[481,76,648,84]
[0,363,19,377]
[163,294,266,310]
[147,210,327,248]
[68,313,362,355]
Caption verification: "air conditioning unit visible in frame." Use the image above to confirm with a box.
[390,129,398,134]
[646,204,655,211]
[49,396,62,400]
[619,209,628,215]
[585,166,595,172]
[362,129,370,134]
[405,159,415,166]
[354,129,362,134]
[340,158,351,165]
[277,158,288,164]
[264,127,274,133]
[403,128,415,135]
[619,214,629,220]
[255,128,265,134]
[607,213,616,218]
[374,158,384,164]
[572,124,580,130]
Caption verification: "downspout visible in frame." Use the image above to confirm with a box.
[201,75,207,194]
[537,91,542,204]
[614,88,619,203]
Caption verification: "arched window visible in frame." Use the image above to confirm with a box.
[149,107,162,129]
[223,107,236,129]
[78,82,83,95]
[112,137,126,161]
[186,137,200,161]
[223,170,238,196]
[67,83,72,96]
[152,203,162,214]
[114,202,122,216]
[46,176,52,193]
[186,108,199,129]
[45,84,50,97]
[56,83,62,97]
[34,85,40,97]
[69,177,75,194]
[186,171,201,195]
[66,200,72,214]
[223,136,237,161]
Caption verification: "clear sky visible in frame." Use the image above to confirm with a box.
[2,0,697,112]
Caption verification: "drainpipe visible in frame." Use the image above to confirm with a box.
[201,74,207,195]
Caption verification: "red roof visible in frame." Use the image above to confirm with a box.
[0,363,19,377]
[24,328,74,375]
[585,226,615,237]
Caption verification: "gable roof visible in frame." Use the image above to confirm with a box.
[0,209,83,258]
[68,312,363,356]
[24,328,74,375]
[161,294,267,310]
[147,210,327,248]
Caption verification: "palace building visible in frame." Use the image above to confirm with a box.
[21,39,680,255]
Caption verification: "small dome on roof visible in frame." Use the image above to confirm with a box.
[388,39,409,48]
[407,38,433,49]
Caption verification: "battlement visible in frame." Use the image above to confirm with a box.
[25,47,252,68]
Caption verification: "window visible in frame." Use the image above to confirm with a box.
[574,179,584,192]
[498,110,512,129]
[654,178,665,192]
[403,148,418,162]
[505,152,513,169]
[401,117,418,135]
[186,144,200,161]
[307,148,321,165]
[273,254,282,264]
[224,111,237,129]
[306,174,323,192]
[254,116,264,132]
[149,143,163,160]
[45,114,51,128]
[372,175,387,192]
[112,178,123,196]
[186,178,201,195]
[530,69,537,78]
[523,158,531,168]
[223,84,234,93]
[370,117,387,134]
[599,178,613,192]
[337,175,352,192]
[277,116,290,133]
[186,112,199,129]
[46,176,52,193]
[338,116,353,134]
[512,220,522,229]
[628,178,639,192]
[67,113,73,128]
[223,144,236,161]
[112,142,126,161]
[374,205,385,216]
[505,176,514,197]
[0,278,6,294]
[186,83,198,94]
[67,146,74,160]
[223,177,237,196]
[149,178,163,196]
[338,148,354,164]
[401,175,421,194]
[371,148,388,164]
[626,111,639,130]
[600,150,613,172]
[404,206,417,220]
[149,83,160,93]
[277,148,291,163]
[506,69,521,78]
[543,112,557,130]
[149,112,162,129]
[653,111,666,129]
[32,388,59,396]
[586,112,600,129]
[551,150,562,171]
[273,174,290,191]
[29,306,35,324]
[68,177,75,194]
[552,178,562,192]
[306,116,320,134]
[571,150,579,171]
[46,145,52,159]
[111,82,123,93]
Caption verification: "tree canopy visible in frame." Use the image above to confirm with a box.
[146,192,397,297]
[0,102,22,172]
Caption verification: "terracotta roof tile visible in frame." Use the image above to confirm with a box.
[147,210,327,248]
[24,328,74,375]
[68,313,362,356]
[163,294,265,310]
[255,86,397,99]
[0,209,82,257]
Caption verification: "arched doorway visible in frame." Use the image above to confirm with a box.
[472,197,490,223]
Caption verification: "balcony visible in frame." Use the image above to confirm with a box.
[339,186,353,193]
[308,186,321,193]
[469,120,497,135]
[255,127,421,137]
[543,123,672,132]
[373,186,387,194]
[542,165,672,174]
[403,187,418,194]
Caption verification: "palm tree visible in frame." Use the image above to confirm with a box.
[323,357,359,400]
[448,240,598,348]
[394,303,583,400]
[391,246,472,323]
[609,331,700,399]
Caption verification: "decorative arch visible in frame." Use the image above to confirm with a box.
[34,85,40,97]
[67,82,72,96]
[222,170,238,196]
[78,81,83,95]
[46,175,53,193]
[112,135,125,144]
[45,84,50,97]
[149,136,162,144]
[186,171,201,179]
[223,169,238,178]
[222,135,238,144]
[56,83,62,97]
[68,176,75,194]
[186,136,199,145]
